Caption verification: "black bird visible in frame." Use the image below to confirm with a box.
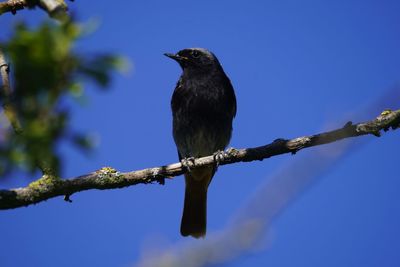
[165,48,237,238]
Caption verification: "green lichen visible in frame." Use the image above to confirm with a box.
[98,166,117,174]
[381,109,393,116]
[28,174,62,192]
[96,166,124,185]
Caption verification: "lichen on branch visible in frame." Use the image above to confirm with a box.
[0,109,399,210]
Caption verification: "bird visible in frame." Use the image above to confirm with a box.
[165,48,237,238]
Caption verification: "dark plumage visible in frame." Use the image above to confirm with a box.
[165,48,236,238]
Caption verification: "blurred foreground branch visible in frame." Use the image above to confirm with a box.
[0,0,68,18]
[0,48,22,133]
[0,109,399,210]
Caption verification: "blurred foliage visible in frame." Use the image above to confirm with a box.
[0,20,125,177]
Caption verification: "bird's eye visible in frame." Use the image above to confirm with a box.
[191,50,200,58]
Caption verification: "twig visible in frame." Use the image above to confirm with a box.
[0,0,26,15]
[38,0,68,18]
[0,0,68,17]
[0,109,399,210]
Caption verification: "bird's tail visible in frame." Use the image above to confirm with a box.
[180,167,213,238]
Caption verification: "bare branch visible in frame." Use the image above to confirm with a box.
[0,109,399,210]
[38,0,67,18]
[0,0,68,17]
[0,0,26,15]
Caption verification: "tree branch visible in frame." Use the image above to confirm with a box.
[0,0,26,15]
[0,0,68,18]
[0,109,399,210]
[0,48,23,133]
[0,49,11,97]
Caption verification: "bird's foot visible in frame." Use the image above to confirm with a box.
[213,150,228,167]
[181,157,196,172]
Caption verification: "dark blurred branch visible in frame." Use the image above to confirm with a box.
[0,48,22,133]
[0,0,68,17]
[0,109,399,210]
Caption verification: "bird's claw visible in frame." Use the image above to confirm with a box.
[181,157,196,172]
[213,150,227,167]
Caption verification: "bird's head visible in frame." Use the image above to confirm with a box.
[164,48,222,72]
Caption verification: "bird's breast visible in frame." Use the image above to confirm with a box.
[171,74,235,158]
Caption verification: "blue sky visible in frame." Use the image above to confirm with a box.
[1,1,399,266]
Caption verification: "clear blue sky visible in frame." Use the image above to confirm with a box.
[1,1,399,266]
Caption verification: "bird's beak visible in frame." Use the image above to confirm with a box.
[164,53,187,62]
